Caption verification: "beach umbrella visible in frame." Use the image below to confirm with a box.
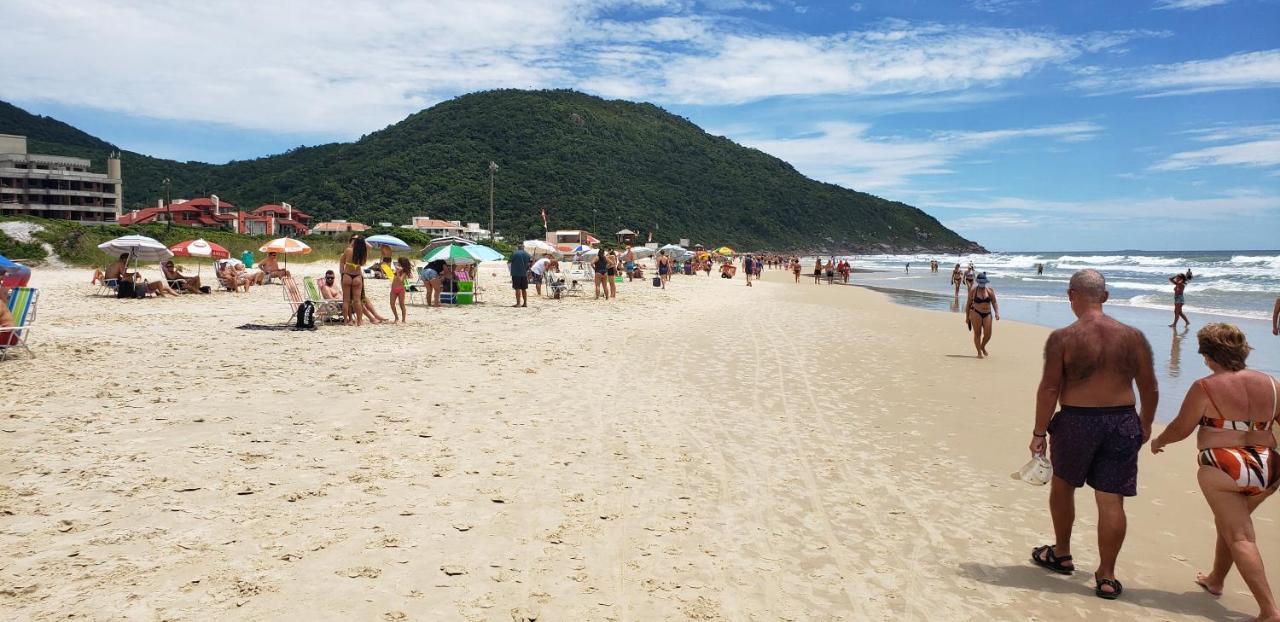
[98,235,173,264]
[629,247,654,259]
[715,246,734,255]
[658,244,687,254]
[170,239,230,259]
[365,234,410,250]
[570,244,592,252]
[422,244,477,264]
[259,238,312,255]
[523,240,559,256]
[170,238,229,277]
[462,244,504,262]
[0,254,18,270]
[259,237,311,269]
[421,236,473,253]
[0,255,30,288]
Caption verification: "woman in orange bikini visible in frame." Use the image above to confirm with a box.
[1153,323,1279,622]
[339,235,368,325]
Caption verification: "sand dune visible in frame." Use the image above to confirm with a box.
[2,264,1275,620]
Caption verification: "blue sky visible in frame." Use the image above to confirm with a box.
[3,0,1278,251]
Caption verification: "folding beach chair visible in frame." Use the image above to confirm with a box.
[1,287,38,361]
[281,275,308,325]
[302,276,343,322]
[96,278,120,297]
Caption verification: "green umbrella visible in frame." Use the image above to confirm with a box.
[422,244,476,264]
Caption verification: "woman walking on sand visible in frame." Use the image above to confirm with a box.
[1171,271,1192,329]
[792,258,801,283]
[965,272,999,358]
[593,250,611,300]
[1152,324,1279,622]
[339,235,368,325]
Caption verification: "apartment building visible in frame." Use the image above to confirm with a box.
[0,134,122,223]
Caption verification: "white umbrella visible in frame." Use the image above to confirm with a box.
[523,240,559,256]
[629,247,654,259]
[657,243,687,254]
[98,235,173,263]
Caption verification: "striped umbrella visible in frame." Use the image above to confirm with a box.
[259,238,312,254]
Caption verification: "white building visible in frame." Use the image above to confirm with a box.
[408,216,492,241]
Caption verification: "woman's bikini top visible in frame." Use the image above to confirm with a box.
[971,289,992,305]
[1199,376,1278,431]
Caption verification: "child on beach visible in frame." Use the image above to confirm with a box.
[391,257,411,323]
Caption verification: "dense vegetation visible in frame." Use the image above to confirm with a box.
[1,91,983,252]
[0,216,517,267]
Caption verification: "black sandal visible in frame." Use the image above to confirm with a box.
[1031,544,1074,575]
[1095,577,1123,600]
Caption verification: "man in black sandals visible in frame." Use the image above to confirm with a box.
[1028,269,1159,600]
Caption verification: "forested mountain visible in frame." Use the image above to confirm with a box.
[1,91,983,252]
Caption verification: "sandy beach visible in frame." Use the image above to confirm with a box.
[3,263,1277,621]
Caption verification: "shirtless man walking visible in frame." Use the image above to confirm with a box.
[1029,269,1158,601]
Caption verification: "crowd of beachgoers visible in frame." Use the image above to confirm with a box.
[5,232,1280,620]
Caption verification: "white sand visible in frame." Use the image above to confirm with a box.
[2,263,1276,621]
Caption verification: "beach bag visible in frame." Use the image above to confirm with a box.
[1011,455,1052,486]
[652,277,661,287]
[116,280,135,298]
[295,301,316,329]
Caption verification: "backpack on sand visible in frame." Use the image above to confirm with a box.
[295,301,316,329]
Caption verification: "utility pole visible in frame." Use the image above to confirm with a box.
[488,161,498,241]
[162,178,171,230]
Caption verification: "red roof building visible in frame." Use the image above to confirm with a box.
[116,197,315,237]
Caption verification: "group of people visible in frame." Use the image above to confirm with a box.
[1030,269,1278,620]
[809,258,852,284]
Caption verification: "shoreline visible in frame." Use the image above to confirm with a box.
[3,266,1276,620]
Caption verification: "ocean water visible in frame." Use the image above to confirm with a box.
[831,251,1280,423]
[848,251,1280,321]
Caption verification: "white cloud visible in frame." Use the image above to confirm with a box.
[926,189,1280,220]
[1153,0,1230,10]
[1076,49,1280,96]
[969,0,1034,14]
[1150,138,1280,171]
[1,1,1150,135]
[944,212,1036,229]
[737,120,1100,190]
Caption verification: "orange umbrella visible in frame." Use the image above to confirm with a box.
[259,238,311,254]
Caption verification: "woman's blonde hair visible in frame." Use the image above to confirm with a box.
[1197,323,1251,371]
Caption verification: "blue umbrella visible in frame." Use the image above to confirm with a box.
[462,244,504,262]
[0,254,18,270]
[365,234,410,250]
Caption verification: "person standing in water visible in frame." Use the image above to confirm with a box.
[1170,272,1191,329]
[1152,324,1279,622]
[965,272,999,358]
[1030,269,1158,602]
[951,264,963,299]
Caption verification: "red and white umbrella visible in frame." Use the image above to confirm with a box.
[169,238,230,277]
[170,239,230,259]
[259,238,311,255]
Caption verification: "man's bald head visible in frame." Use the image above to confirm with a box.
[1069,269,1107,302]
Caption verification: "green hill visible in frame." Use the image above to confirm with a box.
[1,91,983,252]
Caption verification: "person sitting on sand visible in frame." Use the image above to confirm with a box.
[0,286,16,346]
[162,260,202,293]
[218,262,252,293]
[101,253,139,285]
[318,270,341,300]
[259,252,291,280]
[1152,324,1280,621]
[965,272,999,358]
[1029,269,1157,601]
